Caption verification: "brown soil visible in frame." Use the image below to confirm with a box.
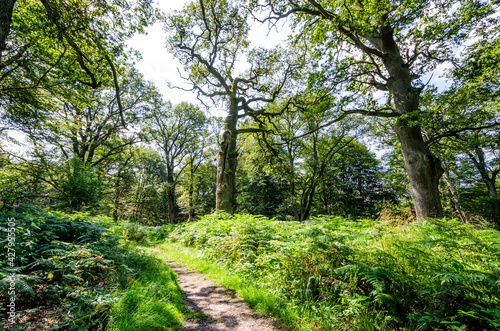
[1,306,64,330]
[168,263,285,331]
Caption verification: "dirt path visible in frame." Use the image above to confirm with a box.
[167,263,284,331]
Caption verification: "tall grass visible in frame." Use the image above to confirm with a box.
[106,250,184,330]
[167,213,500,330]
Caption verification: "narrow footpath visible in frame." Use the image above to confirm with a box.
[168,263,283,331]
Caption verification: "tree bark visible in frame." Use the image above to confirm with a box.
[113,178,121,222]
[166,170,176,224]
[188,159,195,221]
[484,180,500,224]
[442,168,468,223]
[466,148,500,224]
[289,161,299,222]
[0,0,16,64]
[375,22,444,218]
[299,181,316,222]
[216,97,238,214]
[394,123,444,218]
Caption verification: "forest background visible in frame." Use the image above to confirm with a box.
[1,0,499,226]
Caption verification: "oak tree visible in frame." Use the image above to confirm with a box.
[166,0,304,213]
[257,0,499,218]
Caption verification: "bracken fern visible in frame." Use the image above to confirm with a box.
[169,213,500,330]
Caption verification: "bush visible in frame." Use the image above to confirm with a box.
[121,222,149,242]
[53,157,105,212]
[116,222,175,243]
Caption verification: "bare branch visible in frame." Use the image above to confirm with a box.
[426,122,500,147]
[237,127,268,134]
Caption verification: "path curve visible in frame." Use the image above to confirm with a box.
[168,263,283,331]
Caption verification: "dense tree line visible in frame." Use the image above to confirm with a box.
[0,0,498,226]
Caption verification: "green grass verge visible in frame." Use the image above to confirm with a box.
[106,245,185,330]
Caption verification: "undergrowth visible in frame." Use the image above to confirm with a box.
[167,213,500,331]
[0,205,184,330]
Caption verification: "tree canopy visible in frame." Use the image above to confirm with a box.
[1,0,499,223]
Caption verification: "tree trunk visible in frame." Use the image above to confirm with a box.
[166,170,176,224]
[394,123,444,218]
[442,169,468,223]
[167,188,176,224]
[0,0,16,64]
[216,98,238,214]
[467,148,500,224]
[484,179,500,224]
[375,22,444,218]
[299,182,316,222]
[286,149,300,222]
[188,160,195,222]
[113,179,121,222]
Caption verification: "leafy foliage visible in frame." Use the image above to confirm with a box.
[53,157,105,211]
[0,206,183,330]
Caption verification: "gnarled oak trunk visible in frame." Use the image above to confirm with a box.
[394,123,444,218]
[376,23,444,218]
[216,98,238,214]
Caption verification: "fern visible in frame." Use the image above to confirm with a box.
[0,271,40,296]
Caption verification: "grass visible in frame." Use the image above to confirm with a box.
[106,246,185,330]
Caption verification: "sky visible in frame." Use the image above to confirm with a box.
[126,0,290,111]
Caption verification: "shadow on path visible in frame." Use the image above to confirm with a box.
[168,264,284,331]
